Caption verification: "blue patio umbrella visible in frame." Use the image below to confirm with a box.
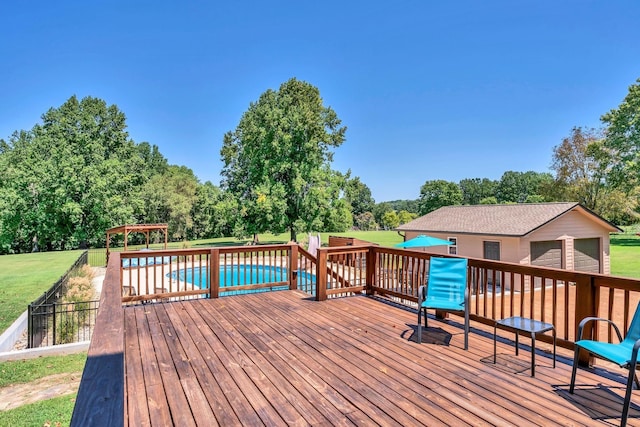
[395,234,453,249]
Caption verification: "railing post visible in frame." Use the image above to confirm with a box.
[52,303,57,346]
[27,303,32,349]
[289,244,298,291]
[366,246,377,296]
[575,274,598,366]
[210,248,220,299]
[316,248,327,301]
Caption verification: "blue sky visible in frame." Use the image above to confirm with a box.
[1,1,639,202]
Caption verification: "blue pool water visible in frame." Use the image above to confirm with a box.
[168,265,316,295]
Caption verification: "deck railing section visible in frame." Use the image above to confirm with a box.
[361,246,640,354]
[116,243,640,351]
[120,245,300,303]
[297,246,318,295]
[315,246,369,300]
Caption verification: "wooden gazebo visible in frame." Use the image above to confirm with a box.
[105,223,168,261]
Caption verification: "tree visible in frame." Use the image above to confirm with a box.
[495,171,553,203]
[459,178,497,205]
[600,78,640,192]
[372,202,394,226]
[0,96,145,252]
[221,78,347,241]
[381,210,400,230]
[386,199,420,214]
[397,210,417,225]
[190,181,222,240]
[344,174,375,216]
[142,166,199,241]
[479,196,498,204]
[314,169,353,232]
[418,180,463,215]
[550,127,606,209]
[136,142,169,179]
[354,212,378,231]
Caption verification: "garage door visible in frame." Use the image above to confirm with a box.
[531,241,562,269]
[574,238,600,273]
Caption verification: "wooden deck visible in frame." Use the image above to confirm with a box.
[124,290,640,426]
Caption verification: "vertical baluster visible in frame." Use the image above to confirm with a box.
[563,279,570,340]
[623,289,631,336]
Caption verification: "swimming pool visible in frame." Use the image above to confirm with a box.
[168,264,316,295]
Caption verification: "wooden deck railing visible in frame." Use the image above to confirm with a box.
[73,242,640,425]
[366,246,640,356]
[71,253,124,426]
[119,244,300,303]
[116,243,640,352]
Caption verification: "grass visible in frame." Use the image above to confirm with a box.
[0,250,85,334]
[252,230,402,248]
[0,393,77,426]
[610,230,640,278]
[92,231,403,266]
[0,353,87,388]
[0,353,86,427]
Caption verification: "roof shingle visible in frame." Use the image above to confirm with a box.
[396,202,620,236]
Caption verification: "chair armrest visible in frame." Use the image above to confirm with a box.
[627,338,640,369]
[577,316,623,342]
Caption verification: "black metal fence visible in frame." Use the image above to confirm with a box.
[28,300,100,348]
[27,250,101,348]
[88,248,106,267]
[29,251,89,307]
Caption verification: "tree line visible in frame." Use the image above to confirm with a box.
[1,77,638,253]
[375,78,640,229]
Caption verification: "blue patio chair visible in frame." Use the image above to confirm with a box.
[570,306,640,427]
[417,257,469,350]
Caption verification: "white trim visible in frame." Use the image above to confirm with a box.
[0,341,89,362]
[0,310,28,352]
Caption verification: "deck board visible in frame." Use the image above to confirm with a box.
[124,290,640,426]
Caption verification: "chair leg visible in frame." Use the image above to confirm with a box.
[423,308,428,327]
[622,361,637,427]
[464,308,469,350]
[417,308,422,344]
[569,345,581,394]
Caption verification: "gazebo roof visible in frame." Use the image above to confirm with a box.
[106,223,168,257]
[106,223,168,234]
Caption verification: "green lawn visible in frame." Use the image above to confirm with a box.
[254,230,403,248]
[0,393,77,427]
[0,250,85,334]
[0,353,87,427]
[0,353,87,388]
[610,231,640,278]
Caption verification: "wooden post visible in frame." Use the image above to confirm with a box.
[366,246,377,296]
[575,274,598,366]
[210,248,220,299]
[289,244,298,291]
[316,248,327,301]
